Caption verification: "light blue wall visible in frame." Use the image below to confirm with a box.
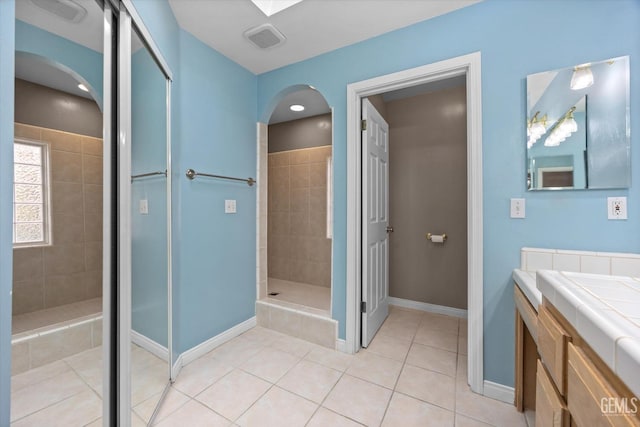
[257,0,640,386]
[15,20,103,106]
[176,30,257,352]
[131,47,169,347]
[131,0,258,354]
[0,1,15,423]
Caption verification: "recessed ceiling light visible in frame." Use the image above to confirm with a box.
[250,0,303,17]
[290,104,305,112]
[78,83,89,92]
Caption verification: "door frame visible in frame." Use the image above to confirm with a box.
[345,52,484,394]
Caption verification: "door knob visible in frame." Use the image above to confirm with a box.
[386,226,394,233]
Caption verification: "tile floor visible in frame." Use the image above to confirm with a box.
[10,305,527,426]
[10,343,168,426]
[153,305,526,426]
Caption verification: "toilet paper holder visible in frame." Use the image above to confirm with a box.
[426,232,447,243]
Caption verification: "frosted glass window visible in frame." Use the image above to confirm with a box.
[13,140,51,247]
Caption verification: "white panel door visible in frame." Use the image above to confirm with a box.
[361,98,390,347]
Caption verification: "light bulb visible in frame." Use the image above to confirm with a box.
[570,65,594,90]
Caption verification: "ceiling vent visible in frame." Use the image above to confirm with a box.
[30,0,87,23]
[244,24,286,50]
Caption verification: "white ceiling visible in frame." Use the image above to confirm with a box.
[14,0,480,118]
[15,53,94,99]
[169,0,481,74]
[269,86,330,124]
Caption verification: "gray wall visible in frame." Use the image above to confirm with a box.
[268,114,331,153]
[15,79,102,138]
[386,85,468,309]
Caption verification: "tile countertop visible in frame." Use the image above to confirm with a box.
[536,270,640,398]
[512,269,542,311]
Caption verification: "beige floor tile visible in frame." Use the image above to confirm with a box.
[240,326,284,346]
[455,413,495,427]
[458,335,468,355]
[195,369,271,421]
[306,407,364,427]
[172,355,234,397]
[131,364,170,406]
[323,375,392,427]
[420,312,460,335]
[12,388,101,427]
[11,360,70,393]
[269,334,319,358]
[381,392,454,427]
[457,354,468,386]
[134,386,190,424]
[346,351,403,389]
[413,327,459,352]
[387,306,424,326]
[277,359,342,403]
[85,418,102,426]
[365,333,412,361]
[64,347,103,396]
[11,370,87,422]
[396,364,455,410]
[455,386,526,427]
[406,342,457,377]
[236,386,317,427]
[240,347,300,383]
[155,399,231,427]
[304,346,354,372]
[378,318,419,342]
[132,412,148,427]
[208,337,264,367]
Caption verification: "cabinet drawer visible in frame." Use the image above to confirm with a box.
[567,343,640,427]
[536,360,569,427]
[538,306,571,396]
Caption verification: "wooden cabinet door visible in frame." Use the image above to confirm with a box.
[536,360,569,427]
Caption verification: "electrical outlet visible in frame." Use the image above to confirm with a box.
[607,197,627,220]
[510,198,526,218]
[139,199,148,215]
[225,199,237,214]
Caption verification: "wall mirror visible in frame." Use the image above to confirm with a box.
[526,56,630,190]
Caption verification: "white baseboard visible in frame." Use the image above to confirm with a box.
[483,380,514,404]
[388,297,468,319]
[131,330,168,361]
[177,316,257,369]
[335,338,347,353]
[172,355,183,380]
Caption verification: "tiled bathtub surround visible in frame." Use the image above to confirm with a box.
[520,247,640,277]
[13,123,103,315]
[268,146,332,288]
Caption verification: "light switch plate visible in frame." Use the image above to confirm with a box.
[139,199,148,215]
[510,198,525,219]
[607,197,627,220]
[225,199,237,214]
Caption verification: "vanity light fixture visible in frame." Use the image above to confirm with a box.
[544,106,577,147]
[290,104,305,112]
[570,64,594,90]
[527,111,547,147]
[78,83,89,92]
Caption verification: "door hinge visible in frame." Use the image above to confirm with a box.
[361,119,367,131]
[361,301,366,313]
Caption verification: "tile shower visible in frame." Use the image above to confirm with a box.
[267,145,332,310]
[11,123,103,374]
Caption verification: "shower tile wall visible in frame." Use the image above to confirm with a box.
[268,146,331,287]
[12,123,103,315]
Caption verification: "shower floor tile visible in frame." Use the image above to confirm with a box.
[267,278,330,312]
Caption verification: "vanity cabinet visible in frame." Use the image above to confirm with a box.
[536,302,640,427]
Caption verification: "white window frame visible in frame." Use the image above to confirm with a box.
[13,138,52,248]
